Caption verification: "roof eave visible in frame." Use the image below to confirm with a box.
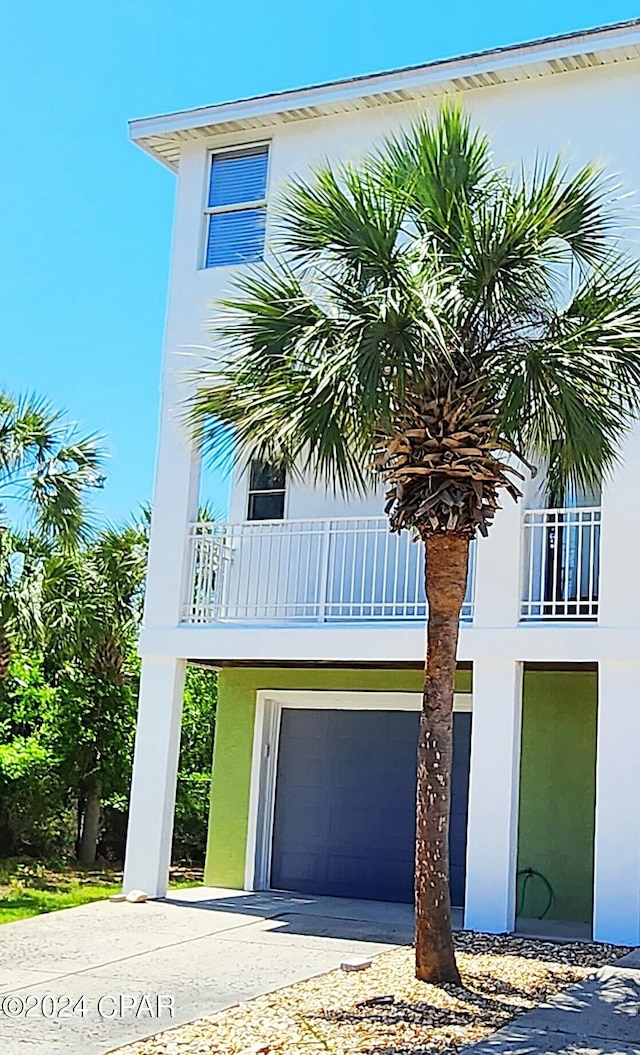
[129,19,640,171]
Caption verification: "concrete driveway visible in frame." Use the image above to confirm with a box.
[0,887,413,1055]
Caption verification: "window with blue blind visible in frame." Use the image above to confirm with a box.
[204,145,269,268]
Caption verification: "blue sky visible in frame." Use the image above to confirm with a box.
[2,1,638,522]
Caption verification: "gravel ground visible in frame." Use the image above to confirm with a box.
[114,932,629,1055]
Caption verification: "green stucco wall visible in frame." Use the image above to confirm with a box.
[517,671,597,924]
[204,666,471,887]
[204,666,597,924]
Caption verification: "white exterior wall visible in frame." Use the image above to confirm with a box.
[141,58,640,664]
[127,45,640,940]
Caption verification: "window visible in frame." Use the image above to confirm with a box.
[204,145,269,268]
[247,461,286,521]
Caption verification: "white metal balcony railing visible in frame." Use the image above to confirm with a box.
[521,506,601,621]
[184,516,476,625]
[183,507,602,627]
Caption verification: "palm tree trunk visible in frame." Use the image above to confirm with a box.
[77,775,102,866]
[0,632,11,689]
[415,531,469,984]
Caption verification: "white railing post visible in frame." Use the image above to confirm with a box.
[316,519,332,622]
[463,540,476,620]
[183,525,196,622]
[218,528,232,620]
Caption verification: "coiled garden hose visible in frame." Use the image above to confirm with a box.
[516,867,554,919]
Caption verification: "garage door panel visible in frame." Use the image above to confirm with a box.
[276,801,330,843]
[329,806,380,847]
[271,707,470,905]
[276,851,328,889]
[327,764,383,793]
[450,865,465,907]
[449,833,467,860]
[326,854,369,884]
[327,784,383,810]
[378,812,415,854]
[369,859,414,902]
[281,760,331,788]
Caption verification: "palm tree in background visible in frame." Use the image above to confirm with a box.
[189,106,640,983]
[0,391,104,543]
[0,391,104,687]
[0,529,44,689]
[43,520,148,865]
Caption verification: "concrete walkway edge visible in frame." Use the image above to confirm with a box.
[461,948,640,1055]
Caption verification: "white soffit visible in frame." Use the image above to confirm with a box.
[129,20,640,171]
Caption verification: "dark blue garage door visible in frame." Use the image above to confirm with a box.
[271,708,471,905]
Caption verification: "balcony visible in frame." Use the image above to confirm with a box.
[182,507,602,628]
[521,507,601,622]
[183,516,476,625]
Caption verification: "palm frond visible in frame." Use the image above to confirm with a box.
[376,101,493,245]
[497,260,640,496]
[275,164,405,288]
[0,528,46,645]
[536,159,617,267]
[0,390,106,546]
[188,103,640,527]
[189,249,465,496]
[42,521,147,678]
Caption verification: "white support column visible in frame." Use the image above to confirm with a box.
[124,146,204,896]
[593,660,640,945]
[123,656,186,897]
[464,659,523,933]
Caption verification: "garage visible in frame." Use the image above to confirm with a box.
[270,705,471,905]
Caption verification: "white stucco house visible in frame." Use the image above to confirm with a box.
[123,19,640,946]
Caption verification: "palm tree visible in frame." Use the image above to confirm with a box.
[43,520,147,865]
[189,105,640,983]
[0,391,104,543]
[0,392,104,687]
[0,529,44,687]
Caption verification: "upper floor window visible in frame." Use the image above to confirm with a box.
[247,461,285,521]
[204,145,269,268]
